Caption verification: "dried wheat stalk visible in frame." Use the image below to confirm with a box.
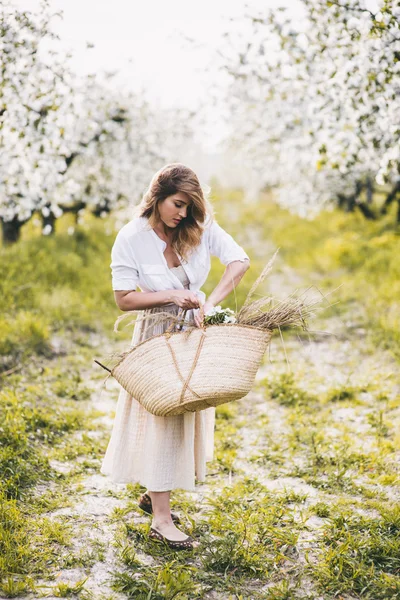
[237,288,322,332]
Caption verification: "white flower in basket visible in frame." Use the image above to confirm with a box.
[204,306,237,325]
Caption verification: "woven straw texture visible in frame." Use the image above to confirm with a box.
[111,324,272,416]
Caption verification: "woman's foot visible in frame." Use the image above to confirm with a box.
[151,518,188,541]
[151,517,199,548]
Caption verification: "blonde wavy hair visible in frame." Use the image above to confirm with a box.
[135,163,214,261]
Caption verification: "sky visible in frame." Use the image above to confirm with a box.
[11,0,305,112]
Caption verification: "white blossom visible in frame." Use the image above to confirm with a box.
[217,0,399,215]
[0,1,195,238]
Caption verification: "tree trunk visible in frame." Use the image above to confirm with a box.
[337,193,347,209]
[366,176,373,204]
[1,217,25,245]
[344,181,364,213]
[381,180,400,215]
[344,195,356,212]
[41,211,56,235]
[357,202,376,219]
[60,201,86,215]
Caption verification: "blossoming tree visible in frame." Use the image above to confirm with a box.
[0,1,192,243]
[219,0,400,219]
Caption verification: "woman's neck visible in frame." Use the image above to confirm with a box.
[153,221,173,243]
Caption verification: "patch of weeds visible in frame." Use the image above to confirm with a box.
[0,438,52,501]
[47,577,90,598]
[249,432,287,468]
[285,408,392,497]
[29,488,73,514]
[311,505,400,598]
[367,408,391,439]
[50,431,108,462]
[111,560,203,599]
[198,478,301,581]
[375,473,400,486]
[60,540,106,569]
[52,375,92,402]
[124,482,147,498]
[0,576,34,598]
[0,386,90,492]
[124,521,151,545]
[299,468,386,499]
[0,491,72,595]
[116,541,143,569]
[0,342,114,595]
[279,488,308,505]
[324,384,363,404]
[260,372,319,409]
[311,502,331,518]
[262,579,312,599]
[0,311,51,363]
[210,406,243,474]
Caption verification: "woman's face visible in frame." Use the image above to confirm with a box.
[158,191,191,228]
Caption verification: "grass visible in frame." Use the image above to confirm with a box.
[0,216,131,372]
[249,193,400,362]
[311,506,400,598]
[0,344,111,596]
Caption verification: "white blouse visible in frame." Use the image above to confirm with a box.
[110,214,250,305]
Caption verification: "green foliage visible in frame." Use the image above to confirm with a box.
[259,198,400,360]
[0,490,72,595]
[262,579,308,600]
[49,578,90,598]
[0,312,50,358]
[0,576,32,598]
[312,506,400,598]
[0,346,105,596]
[210,402,243,474]
[0,381,91,499]
[111,560,202,599]
[325,385,359,403]
[0,218,124,368]
[312,502,331,518]
[199,479,300,577]
[260,372,318,408]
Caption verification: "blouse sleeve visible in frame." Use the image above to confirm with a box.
[110,231,140,291]
[207,220,250,266]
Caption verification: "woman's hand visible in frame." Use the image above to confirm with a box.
[193,299,214,328]
[170,290,200,310]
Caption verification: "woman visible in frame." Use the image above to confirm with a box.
[100,163,250,550]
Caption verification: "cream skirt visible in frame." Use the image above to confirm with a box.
[100,303,216,491]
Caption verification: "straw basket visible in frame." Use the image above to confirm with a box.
[107,324,272,416]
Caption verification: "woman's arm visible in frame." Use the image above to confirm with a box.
[194,259,250,327]
[114,289,201,312]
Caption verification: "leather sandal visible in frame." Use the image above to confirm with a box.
[138,493,181,525]
[149,527,196,550]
